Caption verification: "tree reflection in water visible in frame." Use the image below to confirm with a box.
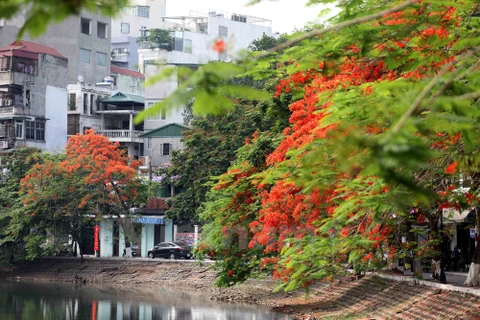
[0,281,290,320]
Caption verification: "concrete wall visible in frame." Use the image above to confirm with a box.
[111,36,139,71]
[1,9,112,85]
[164,219,173,242]
[100,219,114,257]
[114,72,145,96]
[45,86,68,152]
[143,63,183,131]
[141,224,155,258]
[67,83,112,135]
[111,0,168,39]
[145,136,184,167]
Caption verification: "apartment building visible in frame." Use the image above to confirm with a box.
[138,10,272,162]
[67,66,145,158]
[0,40,68,152]
[111,0,178,70]
[0,8,112,85]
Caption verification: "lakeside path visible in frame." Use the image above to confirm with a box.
[1,257,480,319]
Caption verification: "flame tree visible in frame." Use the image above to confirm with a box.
[18,130,146,260]
[194,0,480,289]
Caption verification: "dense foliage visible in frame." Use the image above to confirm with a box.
[187,0,480,289]
[14,130,146,260]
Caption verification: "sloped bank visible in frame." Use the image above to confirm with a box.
[1,258,480,319]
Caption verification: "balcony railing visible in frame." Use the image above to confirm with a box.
[0,138,9,149]
[97,130,143,139]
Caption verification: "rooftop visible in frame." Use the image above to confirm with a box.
[0,40,66,59]
[160,9,272,30]
[111,65,145,79]
[103,92,145,105]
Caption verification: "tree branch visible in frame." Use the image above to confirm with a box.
[257,0,417,58]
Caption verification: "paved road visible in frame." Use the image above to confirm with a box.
[422,271,468,286]
[56,255,216,264]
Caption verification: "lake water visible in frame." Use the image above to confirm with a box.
[0,281,289,320]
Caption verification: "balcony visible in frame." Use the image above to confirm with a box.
[96,130,144,143]
[0,138,8,149]
[111,53,129,63]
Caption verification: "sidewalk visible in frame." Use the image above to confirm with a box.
[378,270,480,298]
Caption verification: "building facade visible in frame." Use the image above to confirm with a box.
[0,41,68,153]
[0,8,112,85]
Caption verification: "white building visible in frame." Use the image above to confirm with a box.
[111,0,178,70]
[67,66,146,158]
[138,10,272,159]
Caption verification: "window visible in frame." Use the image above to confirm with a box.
[83,93,89,114]
[90,94,95,112]
[121,23,130,34]
[137,6,150,18]
[219,26,228,37]
[15,121,23,139]
[26,121,34,140]
[184,39,192,54]
[162,143,172,156]
[96,52,107,67]
[25,90,31,107]
[0,57,10,71]
[97,22,107,38]
[80,49,91,64]
[12,57,36,75]
[147,102,166,120]
[69,93,76,111]
[25,121,44,141]
[123,7,136,15]
[112,48,128,55]
[35,122,45,141]
[68,115,80,135]
[147,138,152,150]
[140,27,147,37]
[81,18,91,35]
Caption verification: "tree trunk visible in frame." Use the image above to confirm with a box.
[464,208,480,286]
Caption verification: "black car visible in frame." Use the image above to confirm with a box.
[147,242,192,260]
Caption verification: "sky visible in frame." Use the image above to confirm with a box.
[166,0,337,34]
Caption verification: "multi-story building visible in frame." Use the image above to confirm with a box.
[0,8,112,85]
[111,0,177,70]
[0,40,68,152]
[137,10,272,162]
[67,66,145,158]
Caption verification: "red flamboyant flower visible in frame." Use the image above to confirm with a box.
[445,161,457,174]
[212,39,226,53]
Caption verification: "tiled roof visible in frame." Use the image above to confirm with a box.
[139,123,188,138]
[111,65,145,79]
[0,40,66,59]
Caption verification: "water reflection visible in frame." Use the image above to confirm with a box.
[0,281,289,320]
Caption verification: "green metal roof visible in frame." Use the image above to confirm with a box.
[103,92,145,105]
[140,123,188,138]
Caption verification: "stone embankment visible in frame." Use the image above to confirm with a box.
[2,257,480,319]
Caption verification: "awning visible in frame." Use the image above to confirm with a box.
[442,208,474,223]
[132,217,164,225]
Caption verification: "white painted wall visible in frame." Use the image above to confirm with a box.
[141,224,155,258]
[45,86,68,152]
[111,0,170,39]
[100,219,114,257]
[145,137,184,167]
[143,64,183,131]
